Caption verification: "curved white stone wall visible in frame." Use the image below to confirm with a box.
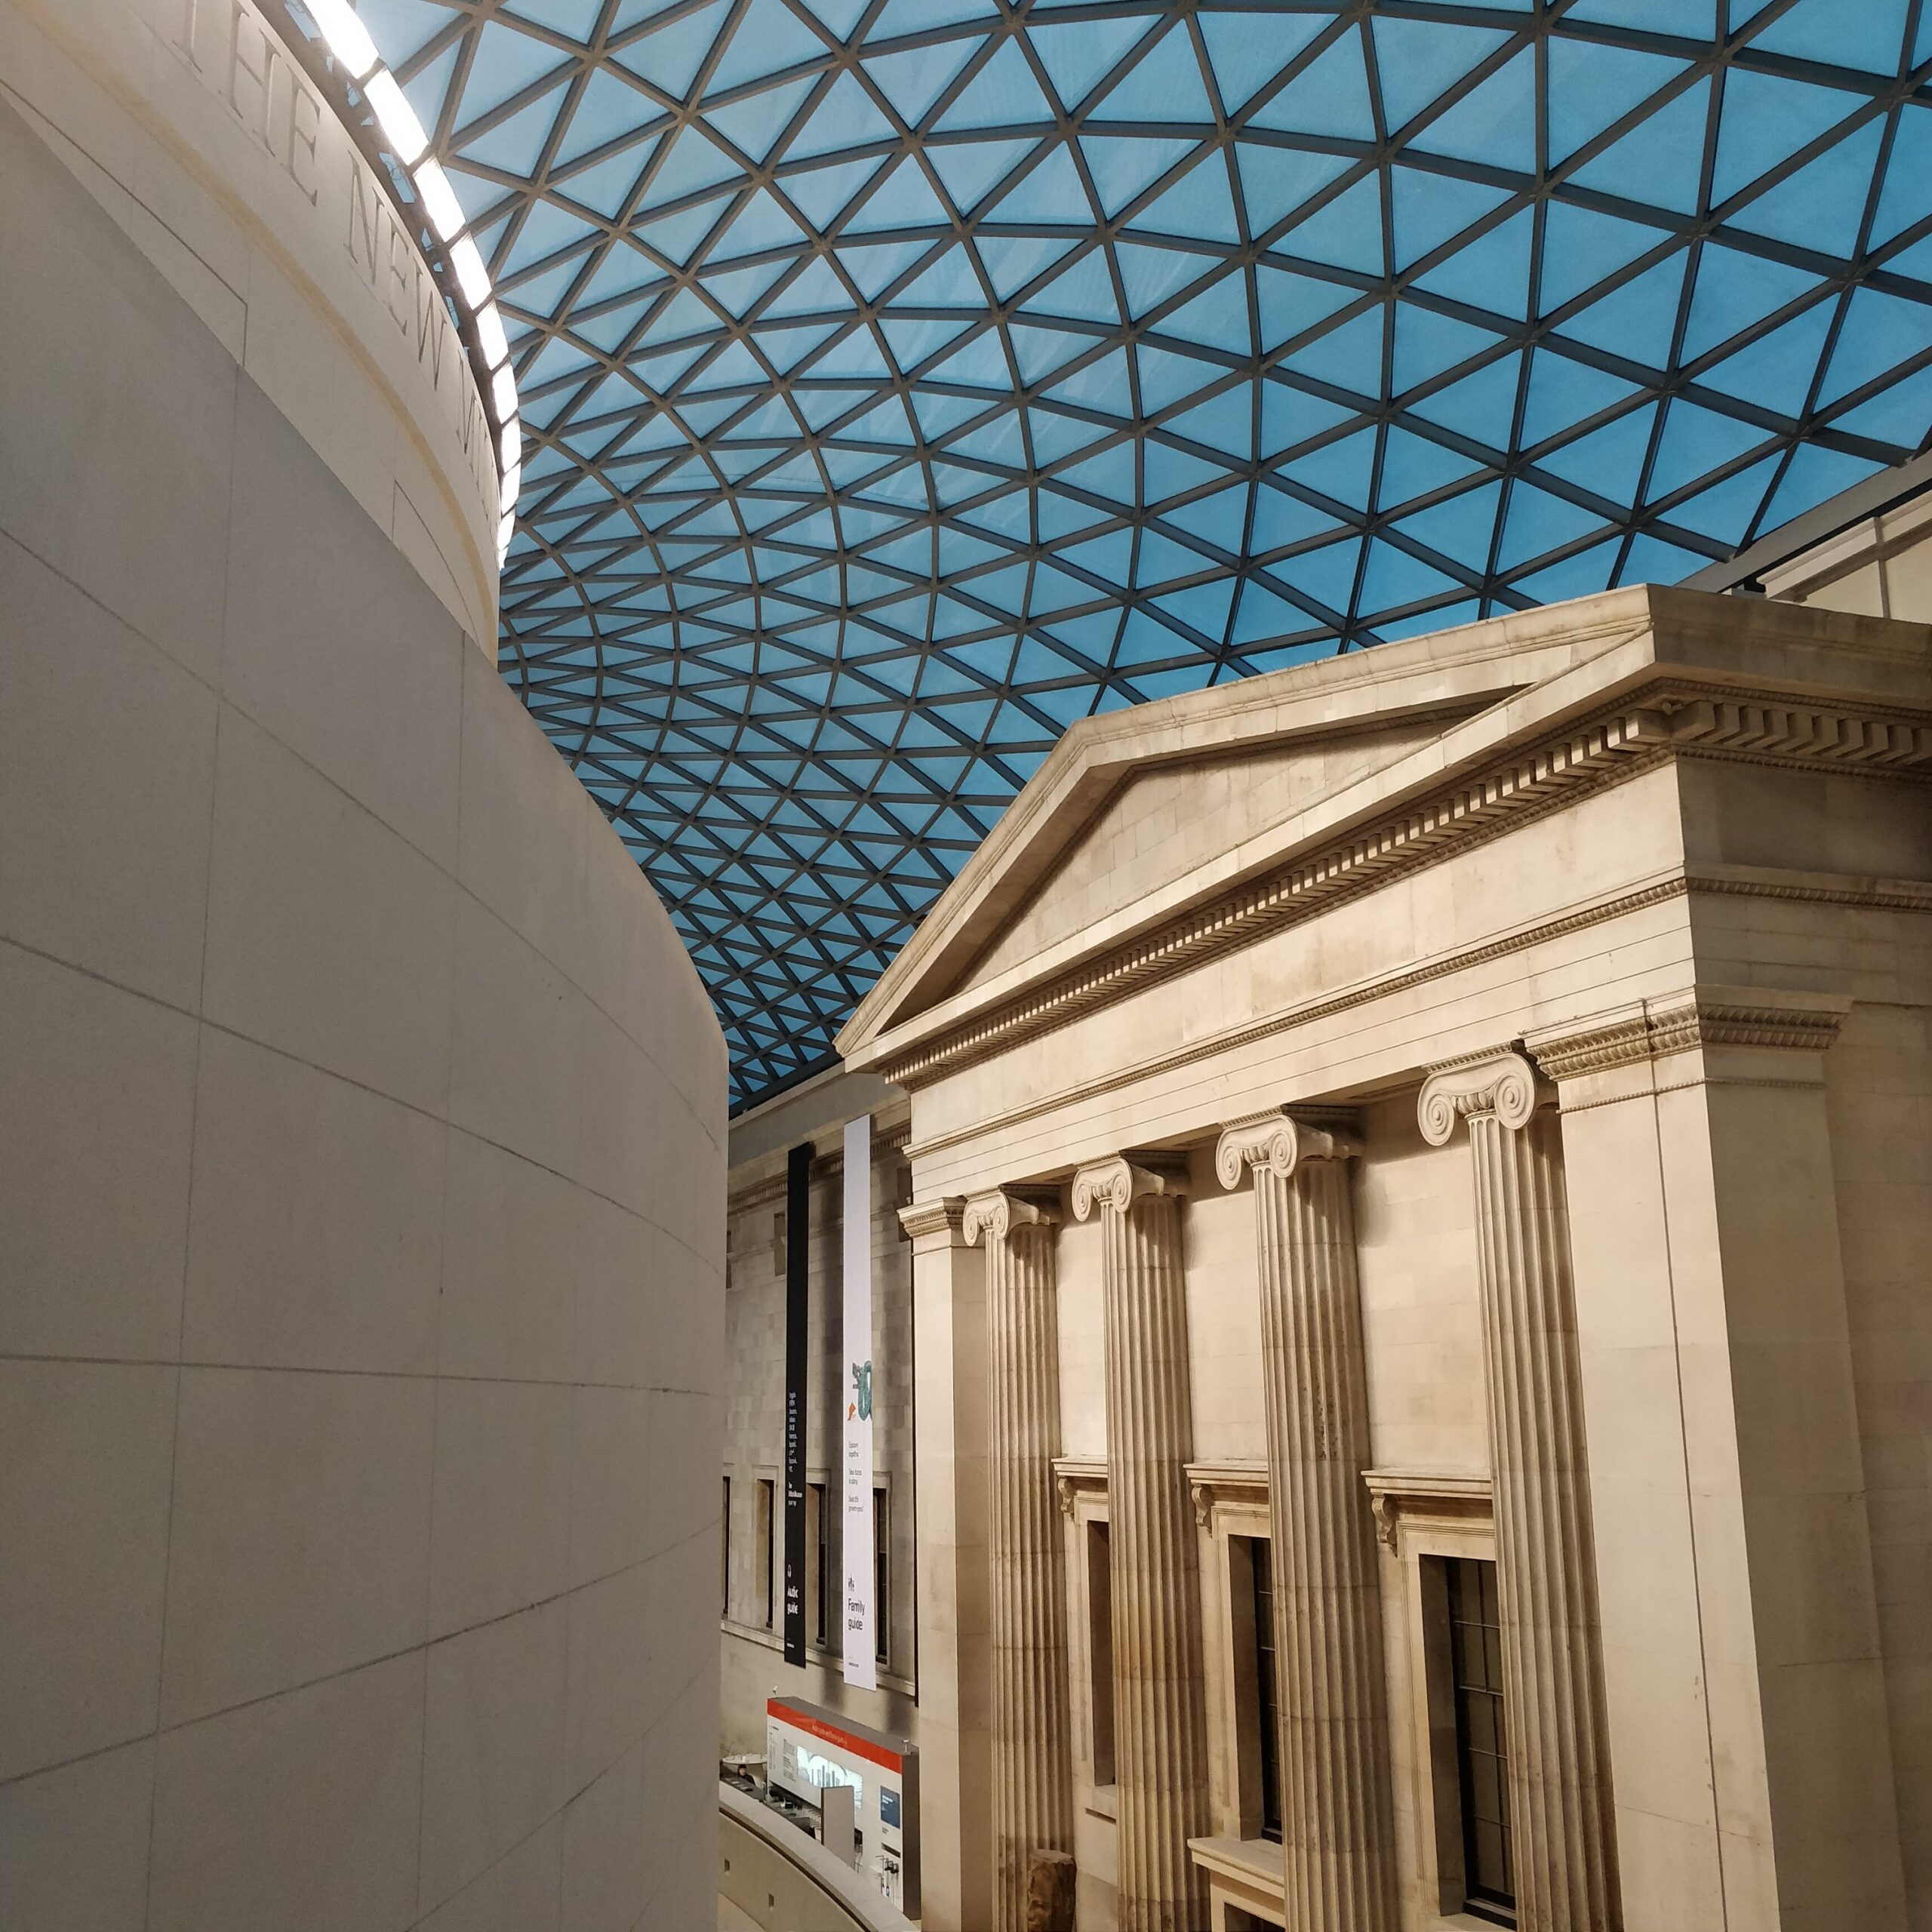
[0,55,725,1932]
[1,0,504,640]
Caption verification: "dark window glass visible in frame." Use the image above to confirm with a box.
[1251,1539,1282,1843]
[874,1487,890,1666]
[1087,1521,1115,1784]
[721,1477,731,1617]
[1447,1557,1514,1919]
[756,1479,774,1628]
[811,1481,831,1646]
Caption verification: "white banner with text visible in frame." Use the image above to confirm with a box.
[841,1114,876,1688]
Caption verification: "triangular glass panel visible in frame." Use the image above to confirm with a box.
[1538,202,1671,313]
[1520,349,1642,446]
[1090,25,1216,125]
[789,70,897,158]
[1026,14,1156,106]
[1198,11,1330,115]
[1389,168,1514,270]
[1570,79,1711,216]
[611,0,734,100]
[1247,32,1375,142]
[1276,174,1383,275]
[1544,35,1690,165]
[928,137,1040,211]
[706,73,819,160]
[1411,208,1534,319]
[1128,155,1241,245]
[1727,120,1884,257]
[1409,48,1537,172]
[1368,17,1510,134]
[862,38,981,125]
[1713,67,1855,205]
[934,38,1054,131]
[1078,136,1198,217]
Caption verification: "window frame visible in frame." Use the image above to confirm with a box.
[1365,1467,1504,1927]
[755,1475,776,1630]
[1053,1457,1116,1810]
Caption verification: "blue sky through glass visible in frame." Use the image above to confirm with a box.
[345,0,1932,1106]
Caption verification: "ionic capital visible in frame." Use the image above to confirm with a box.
[1069,1150,1191,1221]
[1417,1048,1543,1146]
[1214,1109,1361,1189]
[962,1185,1061,1246]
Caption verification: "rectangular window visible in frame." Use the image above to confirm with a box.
[1086,1521,1115,1786]
[755,1478,774,1629]
[874,1485,890,1666]
[1249,1537,1282,1843]
[810,1481,831,1647]
[1446,1557,1514,1921]
[721,1476,731,1618]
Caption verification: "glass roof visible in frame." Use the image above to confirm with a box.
[352,0,1932,1108]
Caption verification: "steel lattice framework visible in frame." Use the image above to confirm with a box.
[349,0,1932,1106]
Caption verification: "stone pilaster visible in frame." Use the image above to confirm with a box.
[1417,1052,1620,1932]
[1214,1113,1397,1932]
[964,1186,1075,1932]
[897,1196,992,1932]
[1071,1152,1209,1932]
[1521,990,1904,1930]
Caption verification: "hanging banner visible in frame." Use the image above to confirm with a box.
[841,1114,877,1689]
[783,1141,813,1668]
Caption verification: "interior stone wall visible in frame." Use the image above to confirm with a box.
[0,93,725,1932]
[718,1113,918,1757]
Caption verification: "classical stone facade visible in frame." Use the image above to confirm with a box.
[837,584,1932,1932]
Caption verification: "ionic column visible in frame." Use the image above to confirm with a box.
[1214,1113,1397,1932]
[1071,1152,1209,1932]
[964,1186,1075,1932]
[1417,1052,1620,1932]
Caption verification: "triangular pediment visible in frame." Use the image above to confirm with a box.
[957,715,1457,999]
[840,589,1670,1062]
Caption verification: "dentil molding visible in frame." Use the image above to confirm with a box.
[1526,987,1852,1081]
[869,685,1932,1090]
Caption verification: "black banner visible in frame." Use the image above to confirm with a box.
[783,1140,813,1667]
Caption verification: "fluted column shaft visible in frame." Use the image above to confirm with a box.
[968,1191,1075,1932]
[1219,1113,1397,1932]
[1421,1054,1620,1932]
[1073,1155,1209,1932]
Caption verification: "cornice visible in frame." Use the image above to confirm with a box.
[1069,1150,1192,1220]
[1213,1110,1360,1189]
[905,874,1687,1168]
[900,863,1927,1171]
[1417,1050,1543,1146]
[897,1197,967,1244]
[1361,1468,1492,1555]
[728,1118,910,1214]
[1526,989,1850,1081]
[866,686,1930,1091]
[870,708,1669,1086]
[1186,1460,1270,1527]
[1053,1456,1107,1516]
